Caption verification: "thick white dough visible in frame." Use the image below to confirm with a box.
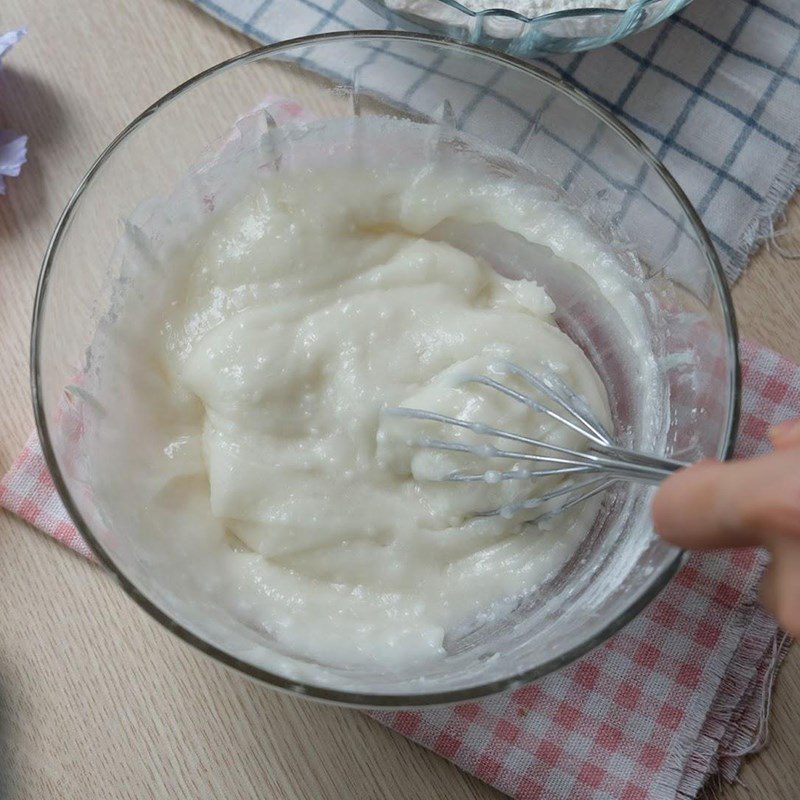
[94,161,614,670]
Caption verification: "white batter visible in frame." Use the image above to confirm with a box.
[88,122,635,672]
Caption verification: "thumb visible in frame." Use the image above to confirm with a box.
[652,450,800,550]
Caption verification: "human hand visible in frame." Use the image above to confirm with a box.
[652,418,800,636]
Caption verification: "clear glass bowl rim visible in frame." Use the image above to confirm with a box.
[31,30,740,708]
[377,0,688,24]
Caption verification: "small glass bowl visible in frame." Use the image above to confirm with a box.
[363,0,694,54]
[33,32,737,707]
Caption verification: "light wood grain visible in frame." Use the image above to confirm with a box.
[0,1,797,798]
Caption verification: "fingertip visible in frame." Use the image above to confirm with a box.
[651,460,718,545]
[651,473,677,538]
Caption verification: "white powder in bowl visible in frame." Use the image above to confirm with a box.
[385,0,636,37]
[390,0,631,14]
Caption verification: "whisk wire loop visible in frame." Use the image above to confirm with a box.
[383,362,686,520]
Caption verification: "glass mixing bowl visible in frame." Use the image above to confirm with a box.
[363,0,694,54]
[33,32,738,707]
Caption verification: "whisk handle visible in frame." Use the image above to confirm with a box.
[590,446,688,486]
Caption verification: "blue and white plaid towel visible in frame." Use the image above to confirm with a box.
[192,0,800,283]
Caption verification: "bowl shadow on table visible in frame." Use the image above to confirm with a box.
[185,652,499,799]
[0,669,18,800]
[0,67,68,238]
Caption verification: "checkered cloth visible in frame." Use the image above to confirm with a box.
[192,0,800,282]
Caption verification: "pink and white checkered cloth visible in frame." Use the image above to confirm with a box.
[1,339,796,799]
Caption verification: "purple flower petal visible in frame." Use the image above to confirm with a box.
[0,131,27,193]
[0,130,27,175]
[0,29,27,193]
[0,28,25,63]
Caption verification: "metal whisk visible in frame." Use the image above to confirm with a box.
[384,361,686,522]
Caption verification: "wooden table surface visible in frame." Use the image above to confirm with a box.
[1,1,799,797]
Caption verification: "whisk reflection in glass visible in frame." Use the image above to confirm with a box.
[383,361,686,522]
